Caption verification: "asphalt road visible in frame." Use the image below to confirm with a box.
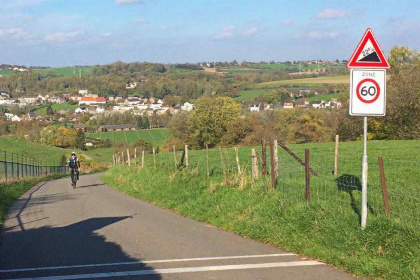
[0,173,358,280]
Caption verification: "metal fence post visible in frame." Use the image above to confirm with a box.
[11,153,14,179]
[4,151,7,181]
[21,154,24,178]
[305,149,311,202]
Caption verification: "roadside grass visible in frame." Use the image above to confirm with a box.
[34,103,79,115]
[102,140,420,279]
[87,129,170,147]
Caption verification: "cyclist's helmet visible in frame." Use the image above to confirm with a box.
[71,152,76,156]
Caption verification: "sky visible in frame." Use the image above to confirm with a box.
[0,0,419,67]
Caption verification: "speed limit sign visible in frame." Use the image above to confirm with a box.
[350,69,386,116]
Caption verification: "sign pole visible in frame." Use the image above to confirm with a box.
[361,116,368,229]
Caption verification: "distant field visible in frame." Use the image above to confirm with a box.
[35,67,94,77]
[0,136,113,163]
[0,70,11,76]
[256,75,349,88]
[235,89,271,102]
[87,129,170,147]
[34,104,79,115]
[307,93,341,102]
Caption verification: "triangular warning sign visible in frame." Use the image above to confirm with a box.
[346,28,390,69]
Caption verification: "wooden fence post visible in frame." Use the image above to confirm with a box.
[205,144,210,178]
[334,134,339,176]
[378,157,390,217]
[234,147,241,175]
[127,149,131,167]
[152,148,156,168]
[134,148,137,166]
[219,147,226,181]
[305,149,310,202]
[274,139,279,180]
[185,145,189,167]
[121,152,124,164]
[261,138,267,175]
[141,150,145,167]
[251,148,259,178]
[270,141,276,189]
[173,145,178,166]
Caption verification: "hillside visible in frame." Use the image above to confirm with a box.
[0,136,113,163]
[87,128,170,147]
[103,139,420,279]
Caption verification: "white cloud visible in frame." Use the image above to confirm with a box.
[0,28,23,38]
[115,0,141,4]
[301,31,341,39]
[316,9,350,19]
[282,19,292,25]
[213,25,258,40]
[242,27,258,36]
[101,32,112,37]
[133,18,148,24]
[45,31,85,42]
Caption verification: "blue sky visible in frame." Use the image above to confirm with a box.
[0,0,419,67]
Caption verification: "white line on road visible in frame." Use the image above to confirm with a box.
[6,261,323,280]
[0,253,295,273]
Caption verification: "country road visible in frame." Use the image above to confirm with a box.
[0,173,358,280]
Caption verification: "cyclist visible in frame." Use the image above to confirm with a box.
[68,152,80,188]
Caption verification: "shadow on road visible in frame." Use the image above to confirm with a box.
[77,183,106,188]
[0,216,161,279]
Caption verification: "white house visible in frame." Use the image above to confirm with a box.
[126,82,137,89]
[250,104,260,112]
[312,101,325,109]
[5,113,21,122]
[78,89,88,95]
[181,102,195,111]
[75,107,87,114]
[18,97,38,104]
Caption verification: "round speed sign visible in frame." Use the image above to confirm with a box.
[356,78,380,104]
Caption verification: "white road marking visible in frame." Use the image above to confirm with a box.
[6,261,323,280]
[0,253,295,273]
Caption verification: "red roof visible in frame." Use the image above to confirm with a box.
[81,97,106,102]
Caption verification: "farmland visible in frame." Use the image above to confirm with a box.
[87,128,170,147]
[34,103,79,115]
[256,75,349,88]
[103,139,420,279]
[235,89,271,101]
[35,66,94,77]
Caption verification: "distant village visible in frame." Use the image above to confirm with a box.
[0,83,342,125]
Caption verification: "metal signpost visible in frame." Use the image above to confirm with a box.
[346,28,390,229]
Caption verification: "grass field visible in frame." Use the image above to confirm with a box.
[35,66,94,77]
[307,93,341,102]
[87,128,170,147]
[235,89,271,101]
[256,75,349,89]
[0,136,113,163]
[34,103,79,115]
[103,140,420,279]
[0,70,11,76]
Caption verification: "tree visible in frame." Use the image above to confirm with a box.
[188,97,241,148]
[46,104,54,115]
[75,129,86,150]
[60,154,67,166]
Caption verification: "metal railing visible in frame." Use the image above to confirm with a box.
[0,150,67,181]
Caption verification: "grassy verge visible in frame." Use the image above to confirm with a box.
[102,140,420,280]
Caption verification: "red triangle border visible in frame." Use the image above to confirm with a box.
[346,28,390,69]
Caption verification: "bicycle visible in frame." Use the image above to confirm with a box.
[70,169,79,188]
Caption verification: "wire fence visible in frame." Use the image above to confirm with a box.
[114,139,420,231]
[0,150,68,181]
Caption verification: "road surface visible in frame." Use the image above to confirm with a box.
[0,173,358,280]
